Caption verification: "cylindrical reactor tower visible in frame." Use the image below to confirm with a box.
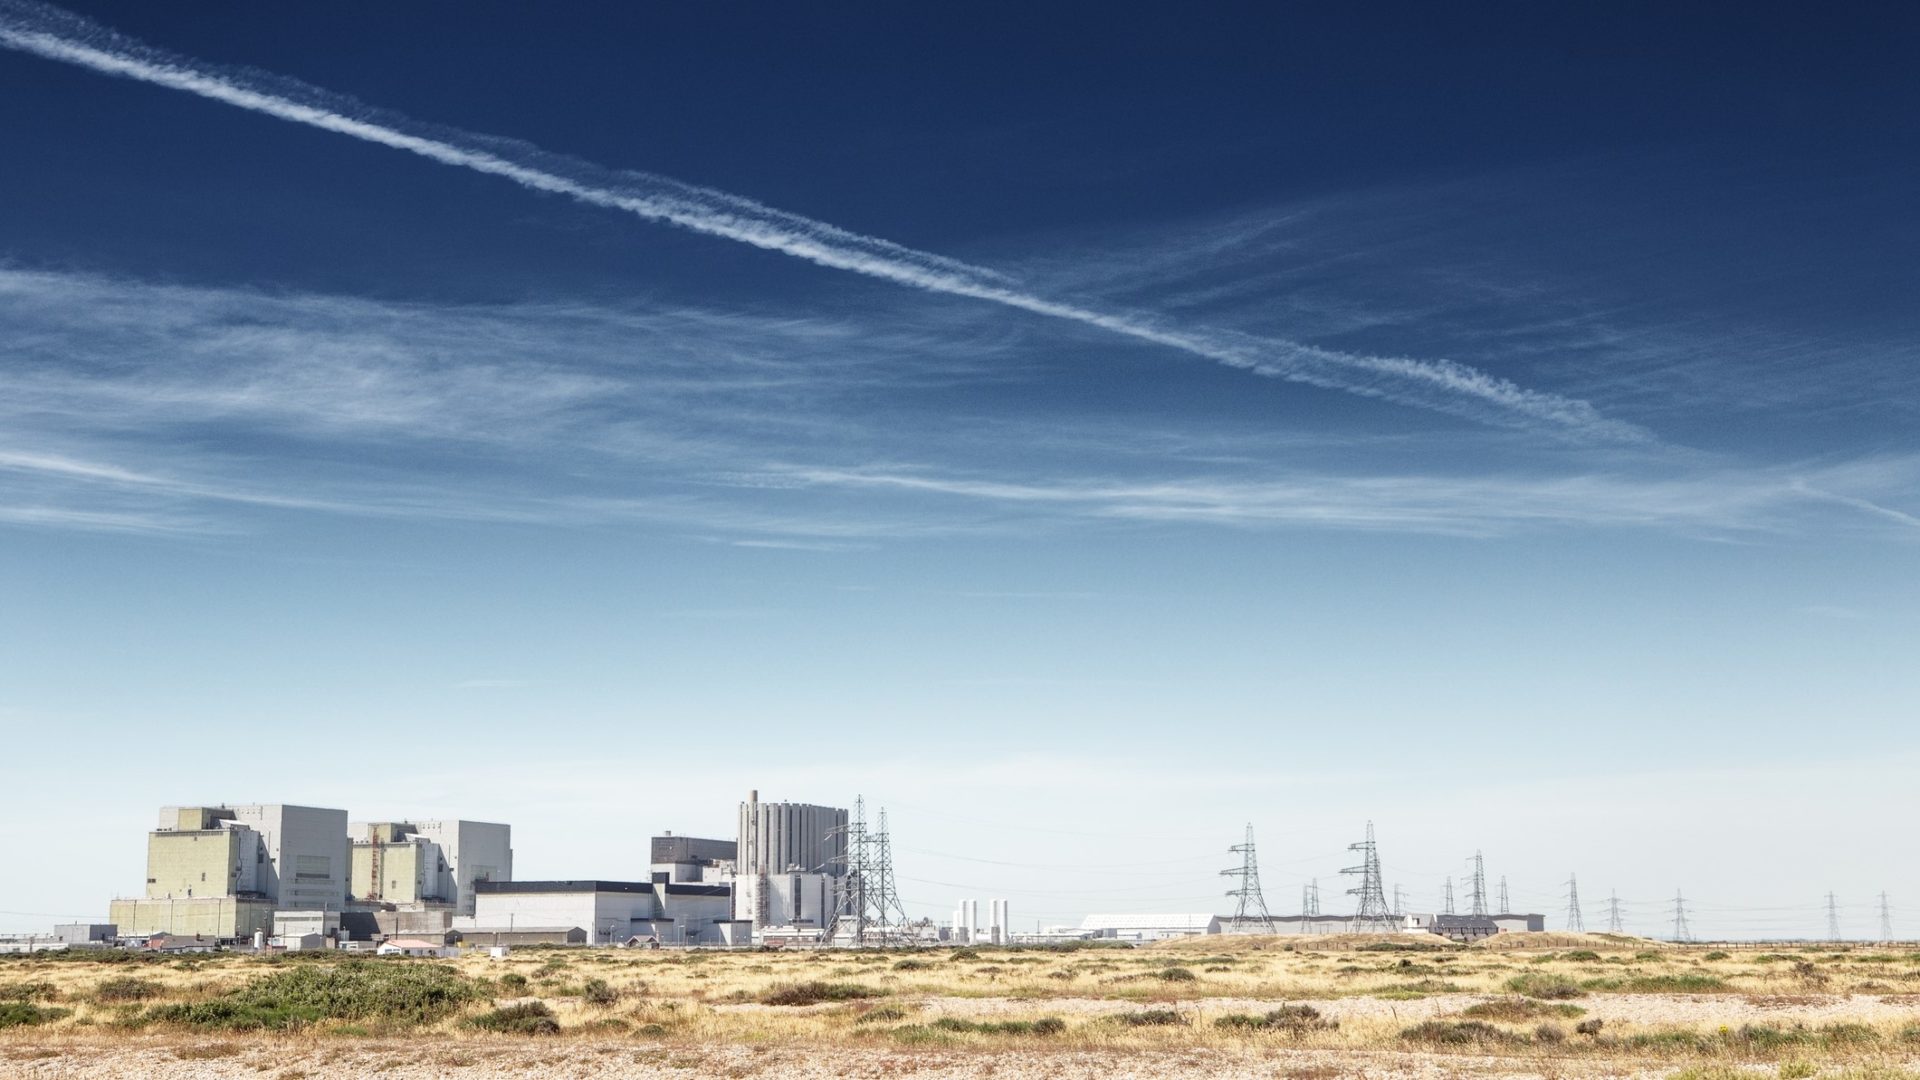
[737,791,849,876]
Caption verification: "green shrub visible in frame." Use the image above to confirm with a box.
[892,959,932,971]
[926,1016,1066,1036]
[498,972,529,990]
[1213,1005,1335,1033]
[1400,1019,1518,1046]
[1603,973,1731,993]
[465,1001,561,1035]
[1155,966,1197,982]
[1460,997,1585,1021]
[948,949,980,961]
[581,978,620,1006]
[1563,950,1602,962]
[1504,973,1586,999]
[1117,1008,1185,1027]
[1702,951,1730,961]
[147,960,478,1031]
[93,977,163,1003]
[0,1002,71,1028]
[0,981,58,1002]
[760,981,886,1006]
[854,1004,910,1025]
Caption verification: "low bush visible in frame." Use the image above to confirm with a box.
[1116,1008,1185,1027]
[1155,967,1198,982]
[581,978,620,1006]
[1504,973,1586,999]
[93,977,162,1003]
[1213,1005,1335,1033]
[146,960,479,1031]
[0,981,58,1002]
[1401,1019,1519,1046]
[853,1004,910,1025]
[0,1002,71,1028]
[892,959,932,971]
[498,972,529,990]
[465,1001,561,1035]
[1563,950,1602,962]
[760,981,886,1006]
[927,1016,1066,1036]
[1460,997,1585,1021]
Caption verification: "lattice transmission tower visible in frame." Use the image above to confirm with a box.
[1341,821,1393,930]
[1881,892,1894,942]
[1827,892,1842,942]
[827,797,913,946]
[1607,890,1625,933]
[1443,876,1456,916]
[1498,876,1510,915]
[1671,890,1692,943]
[1468,851,1489,917]
[1222,823,1277,933]
[1565,873,1585,932]
[1302,878,1321,917]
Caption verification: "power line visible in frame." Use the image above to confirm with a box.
[1222,823,1277,933]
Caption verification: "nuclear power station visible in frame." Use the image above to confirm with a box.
[8,801,1599,954]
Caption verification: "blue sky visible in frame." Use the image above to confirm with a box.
[1,2,1916,938]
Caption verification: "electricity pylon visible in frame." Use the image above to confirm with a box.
[1341,821,1392,931]
[1222,823,1277,933]
[1565,873,1584,932]
[1467,851,1489,917]
[1671,890,1692,943]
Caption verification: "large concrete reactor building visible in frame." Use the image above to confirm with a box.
[109,804,349,940]
[734,791,847,933]
[348,820,511,915]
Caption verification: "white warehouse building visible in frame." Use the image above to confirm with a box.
[461,877,750,946]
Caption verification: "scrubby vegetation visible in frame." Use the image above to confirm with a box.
[146,960,478,1031]
[759,980,887,1006]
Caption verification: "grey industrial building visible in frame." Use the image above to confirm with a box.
[461,877,750,946]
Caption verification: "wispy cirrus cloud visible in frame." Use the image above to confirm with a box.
[1,267,1915,545]
[0,0,1643,442]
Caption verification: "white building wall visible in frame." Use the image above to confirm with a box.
[472,888,659,944]
[410,820,512,916]
[230,805,350,910]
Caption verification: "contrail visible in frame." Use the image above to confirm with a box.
[0,1,1645,442]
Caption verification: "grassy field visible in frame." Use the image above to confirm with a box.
[4,933,1920,1078]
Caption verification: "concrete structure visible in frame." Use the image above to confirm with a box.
[650,833,735,883]
[349,820,510,915]
[1078,913,1221,941]
[735,871,834,934]
[990,899,1009,945]
[110,896,275,941]
[223,805,351,911]
[735,792,848,935]
[54,923,116,945]
[111,804,348,941]
[464,877,749,946]
[950,899,979,944]
[272,909,340,943]
[377,938,459,957]
[456,926,586,947]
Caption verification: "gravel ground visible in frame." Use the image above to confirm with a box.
[0,1039,1683,1080]
[7,994,1920,1079]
